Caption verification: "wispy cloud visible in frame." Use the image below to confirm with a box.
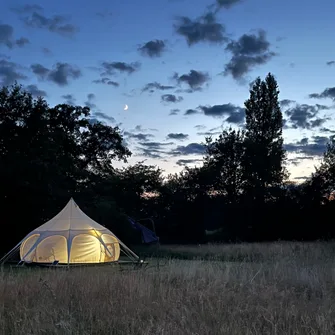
[31,62,81,86]
[138,39,167,57]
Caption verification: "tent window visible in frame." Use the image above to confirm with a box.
[35,235,68,263]
[69,234,101,263]
[20,234,40,261]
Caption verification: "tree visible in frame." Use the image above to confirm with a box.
[314,136,335,190]
[117,162,163,197]
[155,166,209,243]
[302,136,335,204]
[0,84,131,252]
[114,162,164,217]
[242,73,287,202]
[203,127,245,203]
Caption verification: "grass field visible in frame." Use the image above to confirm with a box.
[1,241,335,334]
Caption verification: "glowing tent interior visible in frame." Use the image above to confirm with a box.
[0,198,140,266]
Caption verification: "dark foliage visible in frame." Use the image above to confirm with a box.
[242,73,287,203]
[0,77,334,255]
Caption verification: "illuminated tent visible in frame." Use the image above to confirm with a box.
[1,198,139,266]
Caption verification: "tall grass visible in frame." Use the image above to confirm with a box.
[1,241,335,334]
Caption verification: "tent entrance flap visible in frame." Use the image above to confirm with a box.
[128,217,159,244]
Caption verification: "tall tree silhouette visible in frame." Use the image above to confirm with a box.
[242,73,287,203]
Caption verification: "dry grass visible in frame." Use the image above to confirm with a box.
[1,241,335,334]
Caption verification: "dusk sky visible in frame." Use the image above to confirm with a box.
[1,0,335,181]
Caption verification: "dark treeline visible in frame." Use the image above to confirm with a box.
[1,74,335,254]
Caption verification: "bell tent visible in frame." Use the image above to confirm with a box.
[1,198,140,266]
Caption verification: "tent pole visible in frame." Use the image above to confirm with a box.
[92,229,139,262]
[106,229,140,261]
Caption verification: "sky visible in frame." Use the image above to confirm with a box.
[1,0,335,181]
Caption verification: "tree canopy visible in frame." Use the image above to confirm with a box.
[1,77,335,254]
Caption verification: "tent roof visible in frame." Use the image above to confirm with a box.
[32,198,109,233]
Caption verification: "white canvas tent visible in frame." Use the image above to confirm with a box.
[0,198,140,266]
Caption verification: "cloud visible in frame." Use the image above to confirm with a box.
[225,111,245,124]
[216,0,242,9]
[169,108,180,115]
[167,133,189,140]
[135,139,205,159]
[136,149,162,159]
[161,94,183,103]
[93,112,115,123]
[0,24,30,49]
[84,93,96,110]
[294,176,308,181]
[124,125,156,142]
[224,30,275,80]
[0,53,10,59]
[169,142,205,156]
[194,124,206,130]
[142,82,175,93]
[31,62,81,86]
[226,29,270,55]
[96,11,113,18]
[138,141,174,149]
[199,103,245,124]
[124,132,155,141]
[174,12,227,46]
[309,87,335,101]
[285,136,331,157]
[11,4,43,13]
[173,70,210,91]
[184,104,245,124]
[93,77,119,87]
[326,61,335,66]
[22,12,78,37]
[0,59,27,86]
[42,47,52,55]
[289,156,314,166]
[16,37,30,47]
[136,141,174,158]
[62,94,76,104]
[280,99,296,108]
[123,90,137,99]
[285,103,330,129]
[320,127,335,134]
[184,108,199,115]
[197,127,221,137]
[134,125,146,132]
[176,158,203,166]
[138,39,167,57]
[100,61,140,76]
[25,84,47,97]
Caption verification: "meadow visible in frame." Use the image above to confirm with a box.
[0,242,335,334]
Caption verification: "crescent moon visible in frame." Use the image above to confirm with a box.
[124,104,128,111]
